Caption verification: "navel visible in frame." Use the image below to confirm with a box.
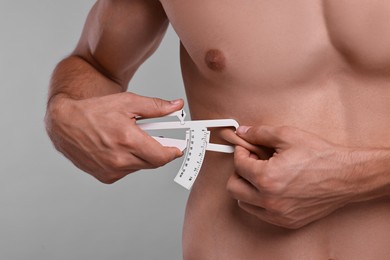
[205,49,226,71]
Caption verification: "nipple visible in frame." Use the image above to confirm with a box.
[205,49,226,71]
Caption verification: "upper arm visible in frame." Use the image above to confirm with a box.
[73,0,169,87]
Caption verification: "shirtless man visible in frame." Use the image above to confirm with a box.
[45,0,390,259]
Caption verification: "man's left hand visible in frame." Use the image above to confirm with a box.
[228,125,358,229]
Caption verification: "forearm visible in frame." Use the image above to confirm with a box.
[347,147,390,202]
[48,55,125,105]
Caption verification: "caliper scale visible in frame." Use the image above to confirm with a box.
[137,110,239,190]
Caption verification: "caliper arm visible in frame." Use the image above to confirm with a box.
[136,110,239,189]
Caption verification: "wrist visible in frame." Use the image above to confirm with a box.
[343,148,390,203]
[45,94,77,137]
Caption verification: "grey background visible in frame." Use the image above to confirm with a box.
[0,1,189,259]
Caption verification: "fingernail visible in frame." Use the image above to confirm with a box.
[237,126,250,135]
[170,99,182,105]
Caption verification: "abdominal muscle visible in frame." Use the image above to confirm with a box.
[182,83,390,260]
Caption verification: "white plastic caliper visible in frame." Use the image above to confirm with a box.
[137,109,239,190]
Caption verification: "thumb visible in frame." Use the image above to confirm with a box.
[120,92,184,118]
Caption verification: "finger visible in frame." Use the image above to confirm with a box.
[227,173,262,206]
[239,201,313,229]
[128,127,183,167]
[238,201,276,224]
[119,92,184,118]
[234,146,266,187]
[236,125,285,148]
[118,152,158,171]
[220,128,272,160]
[104,152,170,183]
[61,138,153,183]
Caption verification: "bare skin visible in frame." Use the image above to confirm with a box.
[45,0,390,259]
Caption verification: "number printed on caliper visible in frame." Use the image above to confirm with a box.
[137,110,239,190]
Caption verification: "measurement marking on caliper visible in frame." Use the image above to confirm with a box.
[137,110,239,190]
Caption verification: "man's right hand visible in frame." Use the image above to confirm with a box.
[45,92,184,184]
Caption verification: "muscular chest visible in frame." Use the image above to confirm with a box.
[160,0,390,80]
[324,0,390,72]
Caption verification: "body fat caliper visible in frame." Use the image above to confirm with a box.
[137,110,239,190]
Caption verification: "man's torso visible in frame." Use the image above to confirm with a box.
[159,1,390,259]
